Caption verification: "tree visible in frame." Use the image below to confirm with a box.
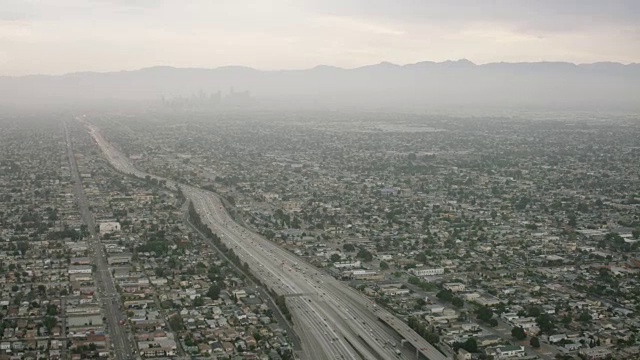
[343,243,355,252]
[155,267,167,277]
[330,254,341,263]
[192,296,204,307]
[536,313,555,334]
[452,297,464,308]
[184,335,196,347]
[43,316,57,331]
[436,289,454,302]
[511,326,527,341]
[356,249,373,262]
[459,337,477,353]
[530,336,541,348]
[605,232,625,249]
[527,306,542,318]
[404,263,417,270]
[168,314,184,331]
[206,285,221,300]
[475,306,494,323]
[578,311,592,323]
[46,304,58,316]
[379,261,389,270]
[17,241,29,256]
[424,331,439,344]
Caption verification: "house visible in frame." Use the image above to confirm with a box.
[476,297,501,307]
[70,257,91,265]
[410,267,445,276]
[443,283,466,292]
[378,284,410,296]
[463,292,481,301]
[68,265,92,274]
[98,221,121,233]
[348,270,383,280]
[426,305,445,314]
[579,347,612,360]
[107,253,132,265]
[511,317,537,331]
[477,335,502,347]
[67,315,103,327]
[222,341,234,353]
[457,348,472,360]
[548,334,567,343]
[494,345,525,359]
[334,261,361,269]
[564,343,581,351]
[380,188,397,196]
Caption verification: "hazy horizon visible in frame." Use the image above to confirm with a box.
[2,58,640,78]
[2,0,639,76]
[2,1,638,111]
[1,2,640,360]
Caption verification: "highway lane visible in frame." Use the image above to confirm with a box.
[64,121,134,360]
[199,192,442,360]
[196,191,398,359]
[83,118,450,360]
[195,192,360,360]
[204,195,446,360]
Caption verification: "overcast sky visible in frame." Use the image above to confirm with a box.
[1,0,639,75]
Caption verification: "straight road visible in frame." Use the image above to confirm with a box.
[64,121,135,360]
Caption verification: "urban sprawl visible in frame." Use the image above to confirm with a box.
[0,111,638,360]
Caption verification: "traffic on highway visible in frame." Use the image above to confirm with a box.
[84,118,449,360]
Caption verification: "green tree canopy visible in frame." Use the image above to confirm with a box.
[511,326,527,340]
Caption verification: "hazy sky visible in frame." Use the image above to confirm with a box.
[1,0,639,75]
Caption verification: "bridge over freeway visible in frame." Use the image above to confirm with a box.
[376,310,449,360]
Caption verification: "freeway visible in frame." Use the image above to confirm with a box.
[65,121,135,360]
[83,118,450,360]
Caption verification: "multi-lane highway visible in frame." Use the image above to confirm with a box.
[64,121,134,360]
[83,119,449,360]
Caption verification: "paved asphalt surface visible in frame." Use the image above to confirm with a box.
[65,121,135,360]
[84,118,450,360]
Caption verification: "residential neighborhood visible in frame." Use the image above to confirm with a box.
[0,117,295,359]
[1,108,639,360]
[90,112,640,360]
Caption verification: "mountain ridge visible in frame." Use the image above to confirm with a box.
[1,59,638,110]
[2,59,639,79]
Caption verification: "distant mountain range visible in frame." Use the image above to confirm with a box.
[1,59,639,110]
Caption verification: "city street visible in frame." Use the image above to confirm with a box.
[65,121,135,360]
